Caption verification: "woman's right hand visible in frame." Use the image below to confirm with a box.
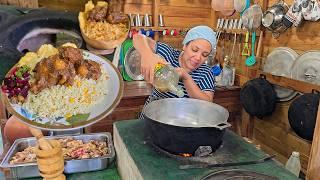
[141,54,167,83]
[133,34,167,83]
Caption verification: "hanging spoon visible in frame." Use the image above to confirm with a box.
[245,31,256,66]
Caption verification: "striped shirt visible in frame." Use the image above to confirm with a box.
[144,42,215,105]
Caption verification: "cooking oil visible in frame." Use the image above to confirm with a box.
[153,63,184,97]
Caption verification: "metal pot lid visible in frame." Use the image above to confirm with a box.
[291,50,320,85]
[263,47,298,101]
[124,46,144,81]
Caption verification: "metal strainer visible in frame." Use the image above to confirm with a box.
[241,4,263,31]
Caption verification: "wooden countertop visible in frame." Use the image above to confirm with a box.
[123,81,241,99]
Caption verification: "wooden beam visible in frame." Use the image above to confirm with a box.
[241,109,254,138]
[307,102,320,180]
[247,70,320,93]
[152,0,159,41]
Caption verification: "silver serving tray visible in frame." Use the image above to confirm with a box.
[0,132,115,179]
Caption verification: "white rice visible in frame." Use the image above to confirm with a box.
[23,69,109,119]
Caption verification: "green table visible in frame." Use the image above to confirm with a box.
[21,163,120,180]
[114,119,299,180]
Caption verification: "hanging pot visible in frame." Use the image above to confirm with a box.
[142,98,230,155]
[240,77,277,118]
[262,0,289,38]
[288,93,320,141]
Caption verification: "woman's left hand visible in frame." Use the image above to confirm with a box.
[175,68,191,81]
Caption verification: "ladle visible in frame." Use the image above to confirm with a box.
[245,31,256,66]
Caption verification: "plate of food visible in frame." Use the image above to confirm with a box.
[1,43,123,131]
[78,1,130,50]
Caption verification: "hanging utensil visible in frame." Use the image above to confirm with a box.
[179,154,276,169]
[245,31,256,66]
[241,31,250,56]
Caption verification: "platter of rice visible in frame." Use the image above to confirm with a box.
[1,44,123,131]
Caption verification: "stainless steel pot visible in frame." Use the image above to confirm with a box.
[262,0,289,38]
[142,98,230,154]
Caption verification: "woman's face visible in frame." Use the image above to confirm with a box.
[181,39,211,72]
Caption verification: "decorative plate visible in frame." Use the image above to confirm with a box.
[2,50,124,131]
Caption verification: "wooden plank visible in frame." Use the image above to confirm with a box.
[163,16,211,27]
[160,0,211,8]
[124,4,152,14]
[247,70,320,93]
[39,0,88,11]
[153,0,159,41]
[307,102,320,180]
[241,109,254,138]
[125,0,211,8]
[1,0,38,8]
[159,6,211,18]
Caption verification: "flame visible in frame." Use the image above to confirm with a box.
[179,153,192,157]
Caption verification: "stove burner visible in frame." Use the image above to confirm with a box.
[146,140,228,164]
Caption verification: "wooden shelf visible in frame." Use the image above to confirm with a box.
[130,26,189,32]
[247,69,320,93]
[212,28,261,35]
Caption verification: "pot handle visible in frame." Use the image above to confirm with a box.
[214,122,232,130]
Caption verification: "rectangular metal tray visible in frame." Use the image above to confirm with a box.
[0,132,115,179]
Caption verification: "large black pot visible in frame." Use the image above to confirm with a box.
[142,98,230,155]
[288,93,320,141]
[240,77,277,118]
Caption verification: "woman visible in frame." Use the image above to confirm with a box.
[133,25,216,105]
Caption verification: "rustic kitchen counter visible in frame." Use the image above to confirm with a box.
[114,119,298,180]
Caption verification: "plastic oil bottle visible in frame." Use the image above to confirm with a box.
[220,55,235,87]
[285,151,301,177]
[153,63,184,97]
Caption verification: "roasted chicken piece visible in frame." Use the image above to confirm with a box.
[59,46,84,64]
[30,54,76,94]
[77,60,101,80]
[88,5,108,22]
[107,12,128,24]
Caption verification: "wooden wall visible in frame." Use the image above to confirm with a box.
[236,0,319,174]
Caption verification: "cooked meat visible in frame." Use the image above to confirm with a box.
[30,46,102,94]
[81,60,102,80]
[107,12,128,24]
[10,138,108,164]
[59,46,83,64]
[31,54,76,94]
[88,5,108,22]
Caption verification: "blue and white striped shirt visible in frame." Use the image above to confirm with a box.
[145,42,215,105]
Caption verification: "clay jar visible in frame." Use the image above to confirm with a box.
[3,116,33,144]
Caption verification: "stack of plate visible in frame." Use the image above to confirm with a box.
[118,39,143,81]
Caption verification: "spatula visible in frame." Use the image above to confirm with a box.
[241,31,250,56]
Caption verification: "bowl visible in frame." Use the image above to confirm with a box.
[78,3,130,50]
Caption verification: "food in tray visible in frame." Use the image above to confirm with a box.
[1,43,109,120]
[79,1,128,41]
[9,138,108,164]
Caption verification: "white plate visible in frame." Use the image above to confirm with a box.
[2,50,124,131]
